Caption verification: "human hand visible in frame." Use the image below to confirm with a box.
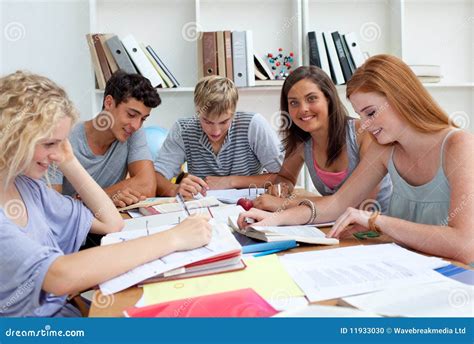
[253,194,290,212]
[176,174,209,197]
[111,188,146,208]
[266,182,290,198]
[168,214,212,251]
[327,207,375,238]
[237,208,276,229]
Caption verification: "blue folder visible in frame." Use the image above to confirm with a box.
[242,240,297,254]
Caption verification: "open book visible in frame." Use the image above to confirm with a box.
[228,216,339,245]
[99,220,242,294]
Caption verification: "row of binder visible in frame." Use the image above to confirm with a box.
[86,33,179,90]
[308,31,366,85]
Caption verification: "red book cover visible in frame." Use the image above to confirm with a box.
[124,288,277,318]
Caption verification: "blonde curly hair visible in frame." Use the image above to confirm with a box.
[0,71,78,187]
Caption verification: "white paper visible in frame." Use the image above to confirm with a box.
[279,244,449,302]
[343,279,474,317]
[153,196,220,213]
[274,305,380,317]
[253,225,327,238]
[99,220,241,295]
[204,188,265,204]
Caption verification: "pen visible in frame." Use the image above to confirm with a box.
[253,248,287,257]
[176,193,191,216]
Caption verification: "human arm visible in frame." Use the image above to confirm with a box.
[43,215,212,295]
[239,142,390,226]
[57,140,123,234]
[328,132,474,264]
[204,173,278,190]
[103,160,156,207]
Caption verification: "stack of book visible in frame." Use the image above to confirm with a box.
[307,31,366,85]
[409,64,442,83]
[197,30,279,87]
[86,33,179,90]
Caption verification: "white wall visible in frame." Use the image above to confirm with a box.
[1,0,93,120]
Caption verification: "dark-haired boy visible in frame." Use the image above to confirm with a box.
[48,71,161,208]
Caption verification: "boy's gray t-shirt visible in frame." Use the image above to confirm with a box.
[48,122,152,196]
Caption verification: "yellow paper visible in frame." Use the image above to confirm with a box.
[143,255,304,305]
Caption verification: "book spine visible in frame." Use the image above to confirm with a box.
[216,31,226,77]
[93,33,113,82]
[202,31,218,76]
[146,46,180,86]
[341,34,356,74]
[232,31,248,87]
[245,30,255,86]
[308,31,321,68]
[224,30,233,81]
[315,31,331,78]
[344,32,366,68]
[332,31,352,82]
[105,35,138,74]
[323,31,345,85]
[141,44,171,88]
[122,34,163,87]
[86,34,106,89]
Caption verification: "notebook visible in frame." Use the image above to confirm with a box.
[228,216,339,245]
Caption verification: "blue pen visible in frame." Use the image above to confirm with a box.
[253,248,288,257]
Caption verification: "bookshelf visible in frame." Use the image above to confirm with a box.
[87,0,472,189]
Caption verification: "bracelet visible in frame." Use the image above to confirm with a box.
[368,210,382,233]
[298,199,317,225]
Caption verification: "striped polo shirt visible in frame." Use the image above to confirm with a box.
[154,112,283,179]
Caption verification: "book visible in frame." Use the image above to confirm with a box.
[216,31,226,77]
[332,31,352,82]
[308,31,321,68]
[224,31,233,81]
[197,32,204,80]
[254,53,275,80]
[105,35,138,74]
[324,31,345,84]
[146,45,180,87]
[99,34,119,74]
[232,31,248,87]
[123,288,278,318]
[85,34,106,89]
[245,30,255,86]
[202,31,218,76]
[141,43,173,88]
[315,31,331,78]
[343,32,366,68]
[254,65,268,80]
[99,220,243,294]
[122,34,163,87]
[228,216,339,245]
[92,33,113,83]
[242,240,298,254]
[341,34,356,74]
[117,197,176,212]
